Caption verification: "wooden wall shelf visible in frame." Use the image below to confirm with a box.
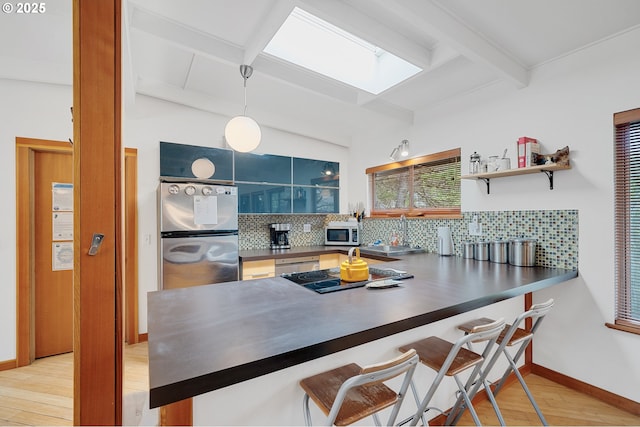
[461,163,571,194]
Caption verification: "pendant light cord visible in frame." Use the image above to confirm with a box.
[243,76,248,115]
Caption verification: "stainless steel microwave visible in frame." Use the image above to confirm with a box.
[325,221,361,246]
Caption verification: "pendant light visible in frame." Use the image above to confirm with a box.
[225,65,261,153]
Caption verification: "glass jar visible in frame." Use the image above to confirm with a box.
[469,152,481,174]
[488,155,499,172]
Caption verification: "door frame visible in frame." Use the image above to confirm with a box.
[16,137,72,366]
[15,138,139,366]
[124,147,139,344]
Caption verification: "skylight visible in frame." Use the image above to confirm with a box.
[263,7,422,95]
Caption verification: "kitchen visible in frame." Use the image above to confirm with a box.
[1,0,640,426]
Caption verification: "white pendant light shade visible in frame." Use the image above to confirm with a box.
[225,64,261,152]
[225,116,261,153]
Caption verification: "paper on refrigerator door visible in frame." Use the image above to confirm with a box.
[193,195,218,225]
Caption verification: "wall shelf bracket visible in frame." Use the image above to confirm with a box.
[481,178,491,194]
[542,170,554,190]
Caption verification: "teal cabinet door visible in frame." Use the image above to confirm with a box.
[238,184,292,214]
[293,158,339,186]
[235,152,291,184]
[160,141,233,181]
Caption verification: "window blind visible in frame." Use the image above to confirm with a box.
[367,148,461,217]
[614,108,640,330]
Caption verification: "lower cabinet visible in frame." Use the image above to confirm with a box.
[320,253,382,269]
[242,252,384,281]
[319,254,340,269]
[241,259,275,280]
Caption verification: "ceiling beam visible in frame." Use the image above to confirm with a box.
[242,0,296,65]
[372,0,529,88]
[129,6,243,66]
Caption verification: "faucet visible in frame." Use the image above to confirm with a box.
[400,214,409,247]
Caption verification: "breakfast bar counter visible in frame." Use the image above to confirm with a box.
[147,253,577,409]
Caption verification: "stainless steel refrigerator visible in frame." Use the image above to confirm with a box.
[158,181,239,290]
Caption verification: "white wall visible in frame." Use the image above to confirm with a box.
[349,26,640,402]
[0,79,72,361]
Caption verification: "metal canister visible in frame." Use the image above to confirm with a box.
[489,239,509,263]
[509,238,537,266]
[474,241,489,261]
[462,241,475,259]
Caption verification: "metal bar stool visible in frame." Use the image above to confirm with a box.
[299,349,419,426]
[398,318,506,426]
[451,298,555,426]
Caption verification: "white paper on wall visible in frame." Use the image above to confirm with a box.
[52,242,73,271]
[53,212,73,241]
[52,182,73,211]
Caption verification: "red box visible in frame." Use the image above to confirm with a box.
[517,137,537,168]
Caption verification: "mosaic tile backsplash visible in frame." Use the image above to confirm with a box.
[239,210,578,269]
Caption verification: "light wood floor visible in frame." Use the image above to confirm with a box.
[0,342,149,426]
[1,343,639,426]
[454,374,640,426]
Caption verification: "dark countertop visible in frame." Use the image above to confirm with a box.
[147,252,578,408]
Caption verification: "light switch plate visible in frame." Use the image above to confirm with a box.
[469,222,483,236]
[303,224,311,232]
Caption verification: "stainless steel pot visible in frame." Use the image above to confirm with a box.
[509,238,537,266]
[489,239,509,263]
[474,241,489,261]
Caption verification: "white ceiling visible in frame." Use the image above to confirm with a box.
[2,0,640,146]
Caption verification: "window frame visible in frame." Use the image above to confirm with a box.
[608,108,640,335]
[366,148,461,218]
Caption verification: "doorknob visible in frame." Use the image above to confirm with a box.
[88,233,104,256]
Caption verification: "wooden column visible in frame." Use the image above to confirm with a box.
[73,0,123,424]
[160,399,193,426]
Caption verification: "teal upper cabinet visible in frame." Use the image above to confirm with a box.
[293,158,339,187]
[292,158,339,213]
[235,152,291,184]
[238,183,292,214]
[158,142,338,213]
[236,154,339,214]
[159,141,233,181]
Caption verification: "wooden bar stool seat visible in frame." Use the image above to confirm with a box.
[458,317,533,347]
[299,349,419,426]
[399,318,506,426]
[402,336,485,376]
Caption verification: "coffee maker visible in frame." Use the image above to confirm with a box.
[270,223,291,249]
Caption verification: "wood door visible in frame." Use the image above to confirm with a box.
[34,150,74,358]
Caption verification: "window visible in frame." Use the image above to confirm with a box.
[612,108,640,334]
[366,148,461,217]
[263,7,422,94]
